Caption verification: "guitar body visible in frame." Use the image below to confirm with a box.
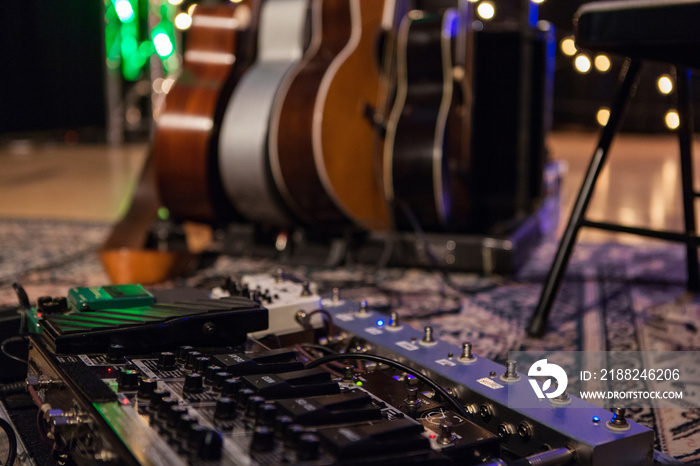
[384,8,472,232]
[218,0,308,227]
[268,0,353,229]
[152,3,257,223]
[314,0,392,232]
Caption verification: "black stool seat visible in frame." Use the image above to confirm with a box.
[527,0,700,337]
[576,0,700,68]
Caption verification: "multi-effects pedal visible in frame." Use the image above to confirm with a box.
[17,275,655,465]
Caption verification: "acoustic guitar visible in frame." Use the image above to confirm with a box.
[312,0,398,232]
[101,3,259,284]
[218,0,309,228]
[384,5,473,232]
[152,2,257,224]
[267,0,353,229]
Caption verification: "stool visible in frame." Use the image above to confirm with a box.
[527,0,700,337]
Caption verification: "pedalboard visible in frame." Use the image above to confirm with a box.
[18,275,655,465]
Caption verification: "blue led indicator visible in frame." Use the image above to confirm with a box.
[592,416,601,423]
[376,319,385,326]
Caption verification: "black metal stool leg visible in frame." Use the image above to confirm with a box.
[527,60,642,337]
[676,66,700,291]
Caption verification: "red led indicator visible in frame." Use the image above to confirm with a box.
[121,398,129,405]
[429,434,437,439]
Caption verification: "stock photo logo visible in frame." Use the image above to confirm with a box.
[528,359,568,399]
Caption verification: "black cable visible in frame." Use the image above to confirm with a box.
[298,343,338,355]
[394,199,493,296]
[306,353,471,420]
[0,417,18,466]
[12,283,31,336]
[1,337,28,365]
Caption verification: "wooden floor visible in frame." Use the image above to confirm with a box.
[0,130,699,245]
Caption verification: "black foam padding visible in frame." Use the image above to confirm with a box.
[59,361,117,403]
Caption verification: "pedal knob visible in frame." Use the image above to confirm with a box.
[256,403,277,427]
[607,406,631,431]
[156,398,178,421]
[213,372,232,391]
[297,433,320,461]
[222,377,243,397]
[197,429,223,460]
[185,351,202,370]
[183,373,204,394]
[138,378,157,399]
[157,352,176,371]
[177,346,194,363]
[167,405,188,428]
[420,326,437,346]
[118,369,139,391]
[194,356,211,374]
[107,344,125,363]
[439,422,454,445]
[205,365,223,384]
[214,397,236,420]
[148,389,170,412]
[236,388,255,410]
[245,396,265,418]
[176,415,198,440]
[251,426,275,452]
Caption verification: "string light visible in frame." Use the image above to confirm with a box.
[657,75,673,95]
[574,54,591,73]
[175,12,192,30]
[594,55,611,72]
[665,110,680,130]
[560,37,576,56]
[596,107,610,126]
[477,1,495,20]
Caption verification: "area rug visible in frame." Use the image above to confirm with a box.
[0,217,698,462]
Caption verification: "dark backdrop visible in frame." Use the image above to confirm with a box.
[0,0,106,137]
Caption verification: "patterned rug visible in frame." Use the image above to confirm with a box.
[1,217,698,463]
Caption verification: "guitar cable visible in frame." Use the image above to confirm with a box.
[394,198,495,296]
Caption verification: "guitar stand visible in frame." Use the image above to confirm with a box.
[214,175,560,275]
[220,223,361,268]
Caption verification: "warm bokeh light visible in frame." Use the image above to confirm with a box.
[168,0,184,5]
[477,2,495,20]
[560,37,576,56]
[188,4,198,15]
[175,12,192,30]
[596,107,610,126]
[162,78,176,94]
[665,110,680,130]
[574,54,591,73]
[657,75,673,95]
[594,54,611,72]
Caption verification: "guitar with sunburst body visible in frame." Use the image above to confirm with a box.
[152,2,258,223]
